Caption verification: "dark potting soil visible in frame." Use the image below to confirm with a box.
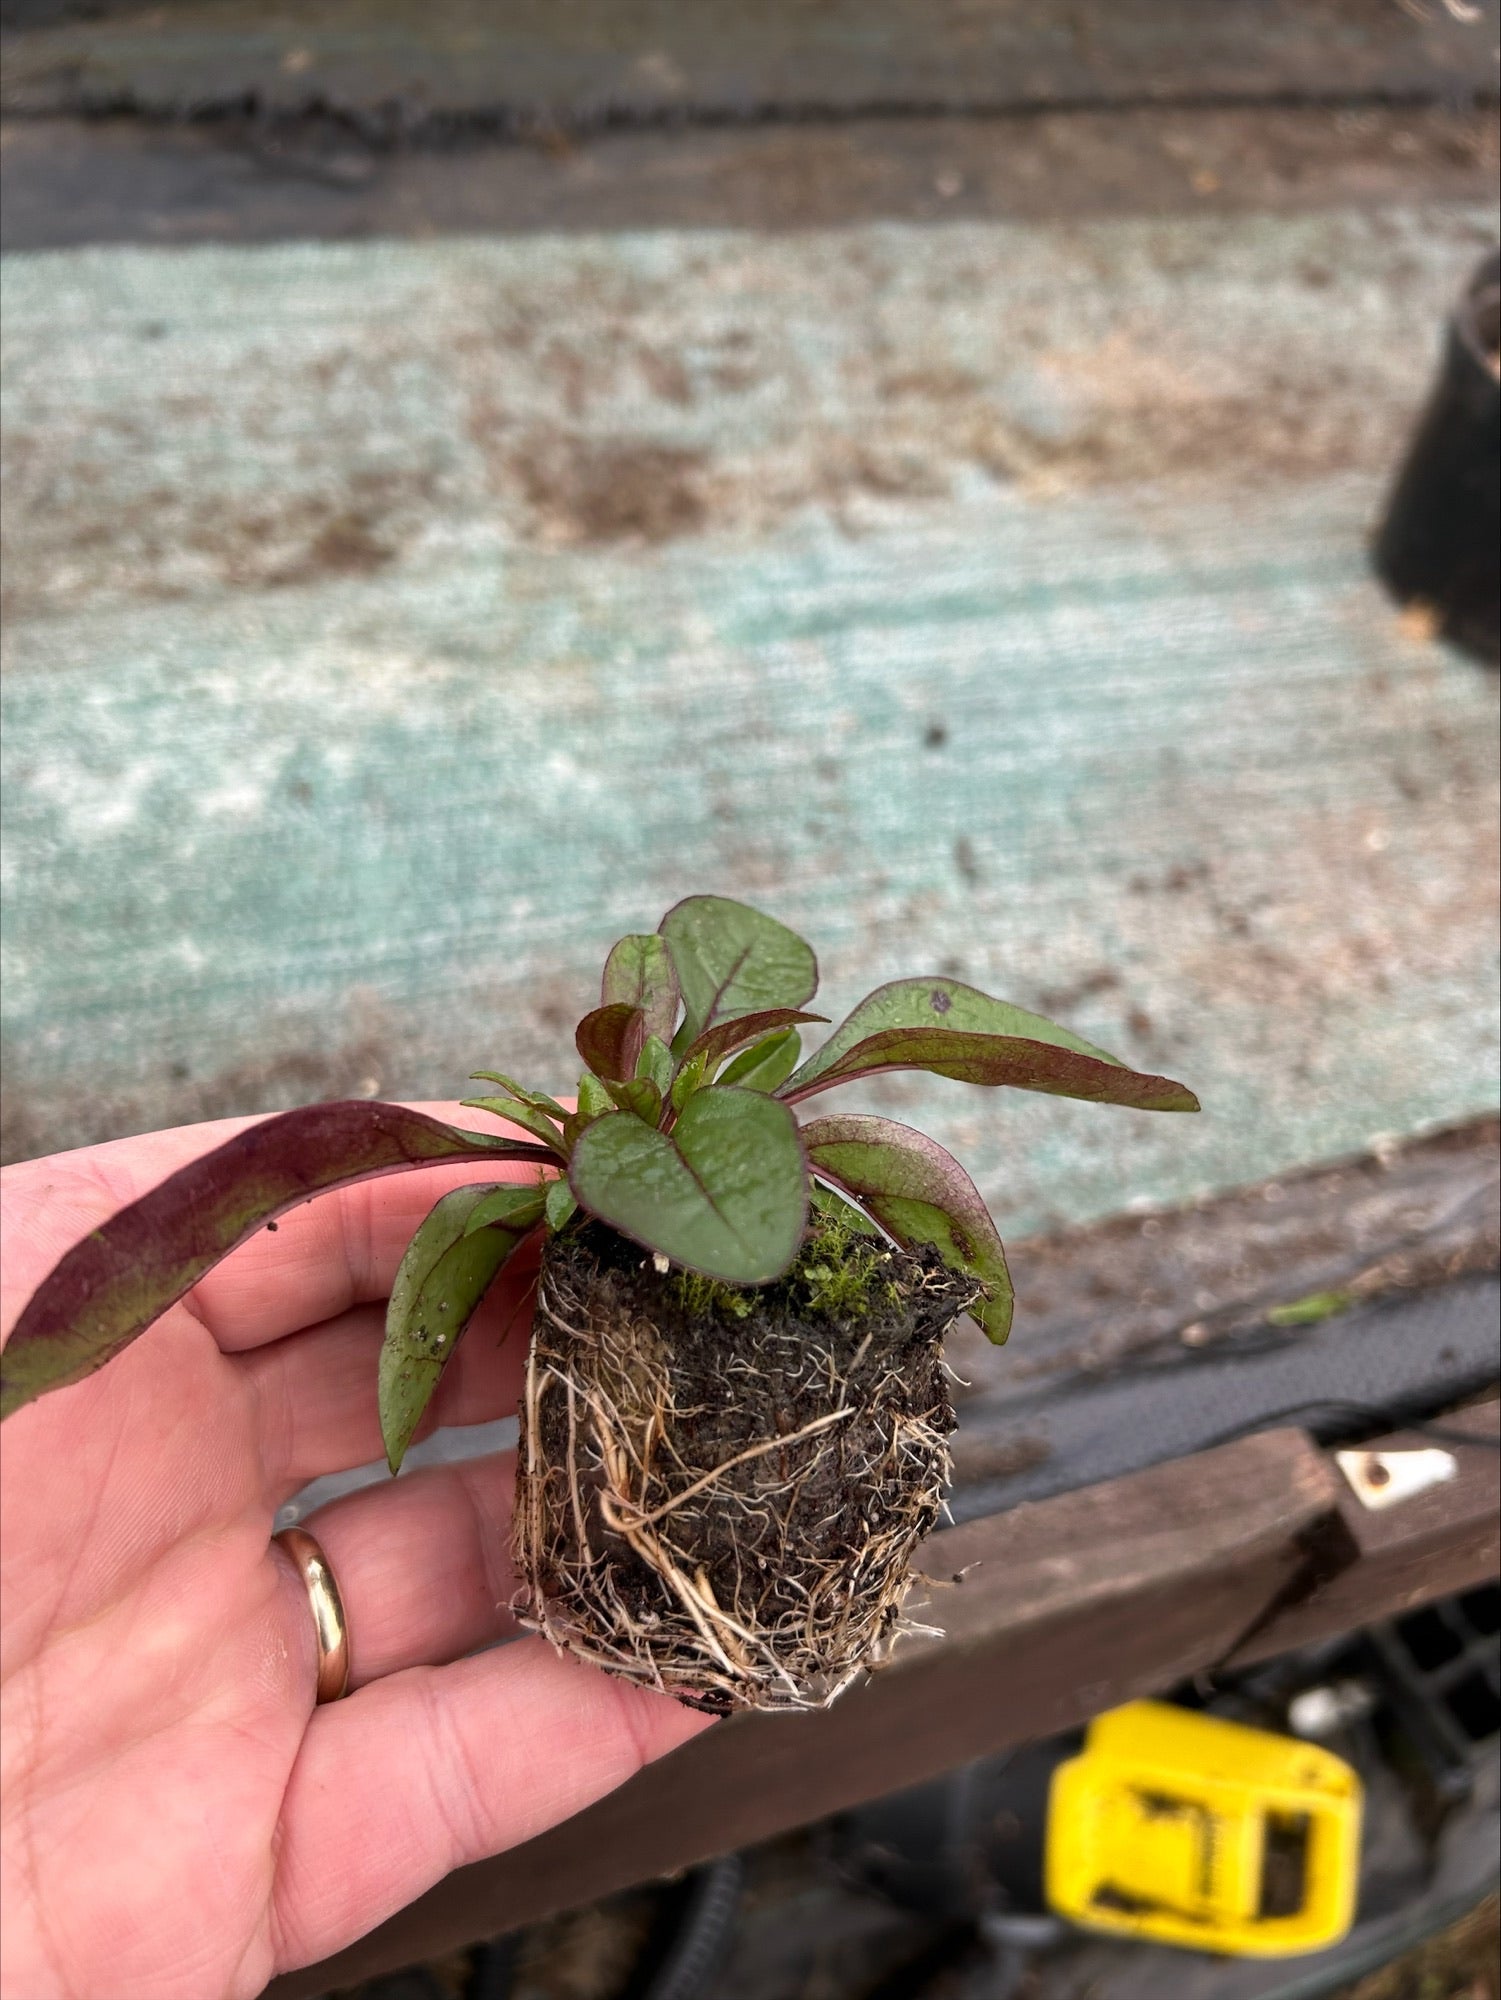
[514,1214,980,1710]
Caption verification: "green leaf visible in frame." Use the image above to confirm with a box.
[469,1072,569,1122]
[380,1184,544,1471]
[670,1049,710,1113]
[575,1003,648,1083]
[569,1085,807,1283]
[604,1077,664,1124]
[462,1182,554,1236]
[564,1072,616,1150]
[601,933,681,1044]
[577,1073,614,1119]
[1,1103,555,1422]
[780,977,1199,1113]
[545,1180,579,1233]
[460,1096,569,1157]
[720,1026,804,1093]
[810,1183,882,1234]
[636,1033,675,1095]
[786,977,1117,1090]
[800,1113,1014,1342]
[678,1007,827,1078]
[659,896,818,1047]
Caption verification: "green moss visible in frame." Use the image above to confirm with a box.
[671,1269,756,1321]
[668,1193,892,1324]
[796,1197,892,1320]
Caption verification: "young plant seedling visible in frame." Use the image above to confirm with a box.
[2,896,1197,1711]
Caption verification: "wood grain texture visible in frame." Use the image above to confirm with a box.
[6,106,1498,254]
[1228,1400,1501,1664]
[4,0,1496,126]
[265,1427,1342,1997]
[4,206,1498,1230]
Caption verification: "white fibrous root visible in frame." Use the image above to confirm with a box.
[512,1226,976,1712]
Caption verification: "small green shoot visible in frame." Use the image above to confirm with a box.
[1266,1289,1356,1328]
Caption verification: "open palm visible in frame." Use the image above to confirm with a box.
[0,1109,709,2000]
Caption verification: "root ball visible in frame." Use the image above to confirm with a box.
[513,1214,978,1712]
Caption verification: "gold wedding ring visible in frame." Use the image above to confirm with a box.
[274,1527,351,1703]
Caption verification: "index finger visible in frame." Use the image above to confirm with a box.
[0,1104,550,1355]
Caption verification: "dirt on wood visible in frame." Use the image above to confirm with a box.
[511,435,710,546]
[8,187,1497,609]
[947,1113,1501,1401]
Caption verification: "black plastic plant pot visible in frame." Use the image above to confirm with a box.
[1374,249,1500,666]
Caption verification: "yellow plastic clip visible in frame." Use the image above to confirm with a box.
[1045,1701,1362,1956]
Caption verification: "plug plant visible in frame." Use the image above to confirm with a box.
[1,896,1197,1711]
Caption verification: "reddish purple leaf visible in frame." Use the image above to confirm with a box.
[0,1102,554,1420]
[604,1077,665,1125]
[784,1026,1198,1111]
[679,1008,827,1077]
[600,933,681,1044]
[575,1003,649,1083]
[801,1113,1014,1342]
[779,977,1197,1113]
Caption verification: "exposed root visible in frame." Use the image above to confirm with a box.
[513,1220,978,1712]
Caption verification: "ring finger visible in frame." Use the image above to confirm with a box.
[283,1450,520,1688]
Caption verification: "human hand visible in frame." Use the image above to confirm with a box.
[0,1109,711,2000]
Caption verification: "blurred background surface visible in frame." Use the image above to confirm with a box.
[2,6,1498,1995]
[3,3,1498,1251]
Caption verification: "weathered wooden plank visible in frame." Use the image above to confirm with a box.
[948,1113,1500,1393]
[264,1427,1343,1998]
[4,0,1496,127]
[3,208,1497,1236]
[948,1273,1499,1519]
[6,104,1498,254]
[1229,1400,1501,1665]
